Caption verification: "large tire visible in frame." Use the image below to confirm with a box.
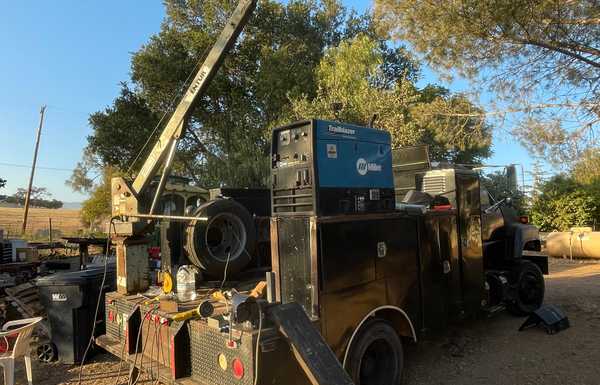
[507,260,545,316]
[184,199,256,278]
[347,319,403,385]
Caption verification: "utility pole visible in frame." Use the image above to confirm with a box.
[21,105,46,236]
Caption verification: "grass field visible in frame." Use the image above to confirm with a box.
[0,207,84,239]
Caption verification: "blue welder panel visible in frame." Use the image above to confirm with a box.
[314,120,393,188]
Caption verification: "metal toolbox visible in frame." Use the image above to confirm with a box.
[105,292,142,355]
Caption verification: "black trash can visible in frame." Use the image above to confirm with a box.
[37,265,116,364]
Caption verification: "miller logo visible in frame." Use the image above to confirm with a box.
[356,158,382,175]
[356,158,368,175]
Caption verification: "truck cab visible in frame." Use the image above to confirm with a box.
[415,167,543,265]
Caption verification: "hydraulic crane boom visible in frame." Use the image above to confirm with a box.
[111,0,257,230]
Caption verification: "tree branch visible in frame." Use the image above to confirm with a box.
[544,18,600,26]
[515,38,600,69]
[187,129,224,163]
[181,158,203,187]
[420,102,600,117]
[559,40,600,58]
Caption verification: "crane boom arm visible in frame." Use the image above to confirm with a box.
[131,0,257,196]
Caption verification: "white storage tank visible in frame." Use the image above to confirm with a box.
[546,228,600,259]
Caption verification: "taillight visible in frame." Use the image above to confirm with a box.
[519,216,529,224]
[433,204,452,211]
[232,358,244,380]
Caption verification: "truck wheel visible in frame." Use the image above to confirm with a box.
[347,319,403,385]
[185,199,256,278]
[508,261,545,316]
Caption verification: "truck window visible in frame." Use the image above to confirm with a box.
[480,189,490,208]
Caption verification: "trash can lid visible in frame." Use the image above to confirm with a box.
[36,265,116,286]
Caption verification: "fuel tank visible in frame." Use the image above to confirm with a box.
[545,228,600,259]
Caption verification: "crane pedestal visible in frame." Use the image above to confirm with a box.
[115,236,150,294]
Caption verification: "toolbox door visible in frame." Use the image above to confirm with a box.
[273,217,319,319]
[455,173,486,314]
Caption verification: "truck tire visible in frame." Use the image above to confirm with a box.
[346,319,403,385]
[185,199,256,278]
[507,261,545,316]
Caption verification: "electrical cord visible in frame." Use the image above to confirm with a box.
[113,327,129,385]
[154,323,164,385]
[253,306,262,385]
[220,251,231,290]
[149,317,162,383]
[130,307,156,385]
[231,227,254,262]
[126,306,151,385]
[147,319,158,382]
[78,217,117,385]
[113,303,143,385]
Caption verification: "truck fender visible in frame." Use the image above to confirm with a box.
[504,222,541,259]
[341,306,416,368]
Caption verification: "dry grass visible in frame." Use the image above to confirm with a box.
[0,207,84,239]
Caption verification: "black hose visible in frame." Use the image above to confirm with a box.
[78,217,117,384]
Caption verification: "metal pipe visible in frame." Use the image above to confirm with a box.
[512,163,526,194]
[125,213,208,222]
[149,138,178,215]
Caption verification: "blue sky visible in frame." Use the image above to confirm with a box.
[0,1,543,203]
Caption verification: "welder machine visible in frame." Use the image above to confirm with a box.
[271,119,395,216]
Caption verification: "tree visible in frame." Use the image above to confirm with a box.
[76,0,371,190]
[6,186,63,209]
[286,35,492,163]
[375,0,600,166]
[480,170,527,214]
[87,85,161,173]
[529,175,600,231]
[14,187,50,203]
[0,178,6,189]
[572,148,600,185]
[80,168,114,228]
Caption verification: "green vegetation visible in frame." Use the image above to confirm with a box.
[529,153,600,231]
[530,175,600,231]
[80,168,113,228]
[375,0,600,166]
[572,148,600,186]
[287,35,491,163]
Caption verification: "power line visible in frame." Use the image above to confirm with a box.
[0,162,74,172]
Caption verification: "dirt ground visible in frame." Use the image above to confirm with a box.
[11,258,600,385]
[401,258,600,385]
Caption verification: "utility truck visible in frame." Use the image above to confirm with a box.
[95,1,547,384]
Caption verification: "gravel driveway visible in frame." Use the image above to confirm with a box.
[402,259,600,385]
[13,258,600,385]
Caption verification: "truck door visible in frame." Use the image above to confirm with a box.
[455,173,486,314]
